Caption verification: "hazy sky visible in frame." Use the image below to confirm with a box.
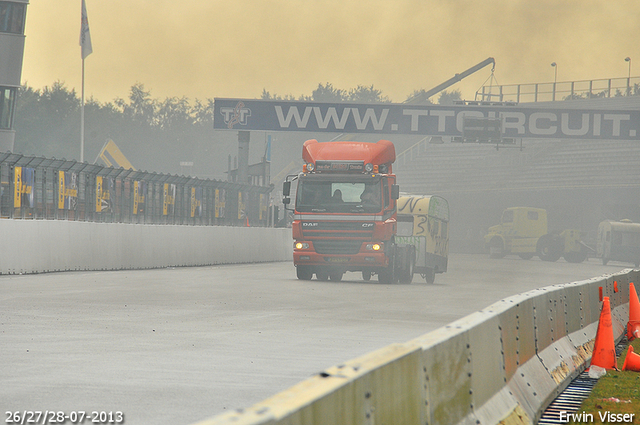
[21,1,640,104]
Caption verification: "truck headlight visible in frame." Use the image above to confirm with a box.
[366,243,382,251]
[295,242,310,250]
[364,163,374,172]
[306,162,315,172]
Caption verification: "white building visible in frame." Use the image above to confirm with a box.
[0,0,27,152]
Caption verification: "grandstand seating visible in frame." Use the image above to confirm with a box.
[396,137,640,195]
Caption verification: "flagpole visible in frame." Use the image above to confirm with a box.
[80,0,92,163]
[81,56,85,163]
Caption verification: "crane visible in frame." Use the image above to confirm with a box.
[406,57,495,103]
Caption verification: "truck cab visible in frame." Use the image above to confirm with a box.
[283,139,413,283]
[485,207,547,259]
[485,207,588,262]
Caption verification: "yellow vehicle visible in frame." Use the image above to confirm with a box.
[485,207,588,262]
[396,195,449,283]
[597,219,640,267]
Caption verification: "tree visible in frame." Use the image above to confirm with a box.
[346,85,390,103]
[437,89,462,105]
[308,83,346,102]
[405,89,433,104]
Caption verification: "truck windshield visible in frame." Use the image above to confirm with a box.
[296,177,382,213]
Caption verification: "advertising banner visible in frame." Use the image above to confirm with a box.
[190,187,202,218]
[95,176,114,212]
[13,166,21,208]
[13,167,34,209]
[259,193,268,221]
[163,183,176,216]
[238,191,246,220]
[21,167,35,208]
[132,181,146,215]
[214,98,640,141]
[58,171,78,210]
[215,188,225,218]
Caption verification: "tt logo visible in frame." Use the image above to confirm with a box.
[221,101,252,129]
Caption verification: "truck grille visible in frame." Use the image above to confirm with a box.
[313,240,363,255]
[302,221,374,239]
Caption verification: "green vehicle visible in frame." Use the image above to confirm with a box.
[485,207,588,263]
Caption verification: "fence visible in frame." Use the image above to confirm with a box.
[477,76,640,103]
[0,152,276,227]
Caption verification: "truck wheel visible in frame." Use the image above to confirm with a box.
[537,234,562,262]
[362,270,372,281]
[296,266,313,280]
[564,249,587,263]
[329,271,343,281]
[489,237,506,259]
[399,250,415,284]
[518,253,534,260]
[378,266,397,284]
[316,270,329,281]
[424,267,436,284]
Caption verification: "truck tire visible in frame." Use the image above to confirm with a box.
[489,237,506,259]
[296,266,313,280]
[537,234,562,262]
[398,247,415,284]
[378,263,398,284]
[329,271,343,281]
[564,248,587,263]
[423,267,436,284]
[362,270,372,281]
[316,270,329,281]
[518,253,534,260]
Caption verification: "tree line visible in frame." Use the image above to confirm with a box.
[12,82,460,175]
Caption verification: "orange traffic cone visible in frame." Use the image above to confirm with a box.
[628,282,640,341]
[621,345,640,372]
[590,297,617,370]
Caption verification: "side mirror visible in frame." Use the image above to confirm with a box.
[282,197,290,205]
[391,184,400,200]
[282,181,291,197]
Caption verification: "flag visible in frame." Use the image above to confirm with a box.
[265,135,272,162]
[80,0,93,59]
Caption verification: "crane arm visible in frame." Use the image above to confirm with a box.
[407,57,495,103]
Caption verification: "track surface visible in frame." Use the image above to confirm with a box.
[1,254,628,424]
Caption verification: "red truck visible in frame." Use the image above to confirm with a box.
[282,139,415,283]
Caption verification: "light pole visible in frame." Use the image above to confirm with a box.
[551,62,557,101]
[625,57,631,95]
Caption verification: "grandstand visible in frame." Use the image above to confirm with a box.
[394,97,640,254]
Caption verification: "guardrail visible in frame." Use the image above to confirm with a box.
[0,152,275,227]
[196,269,638,425]
[0,220,292,274]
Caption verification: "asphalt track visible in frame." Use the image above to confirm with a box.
[1,254,630,425]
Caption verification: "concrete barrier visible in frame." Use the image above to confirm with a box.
[196,268,639,425]
[0,220,292,274]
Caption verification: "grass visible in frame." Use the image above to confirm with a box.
[568,337,640,424]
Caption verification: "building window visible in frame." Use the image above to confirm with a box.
[0,87,16,129]
[0,2,26,35]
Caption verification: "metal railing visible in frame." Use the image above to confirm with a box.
[477,76,640,103]
[0,152,275,226]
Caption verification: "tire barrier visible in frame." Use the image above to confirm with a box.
[0,220,292,274]
[196,269,638,425]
